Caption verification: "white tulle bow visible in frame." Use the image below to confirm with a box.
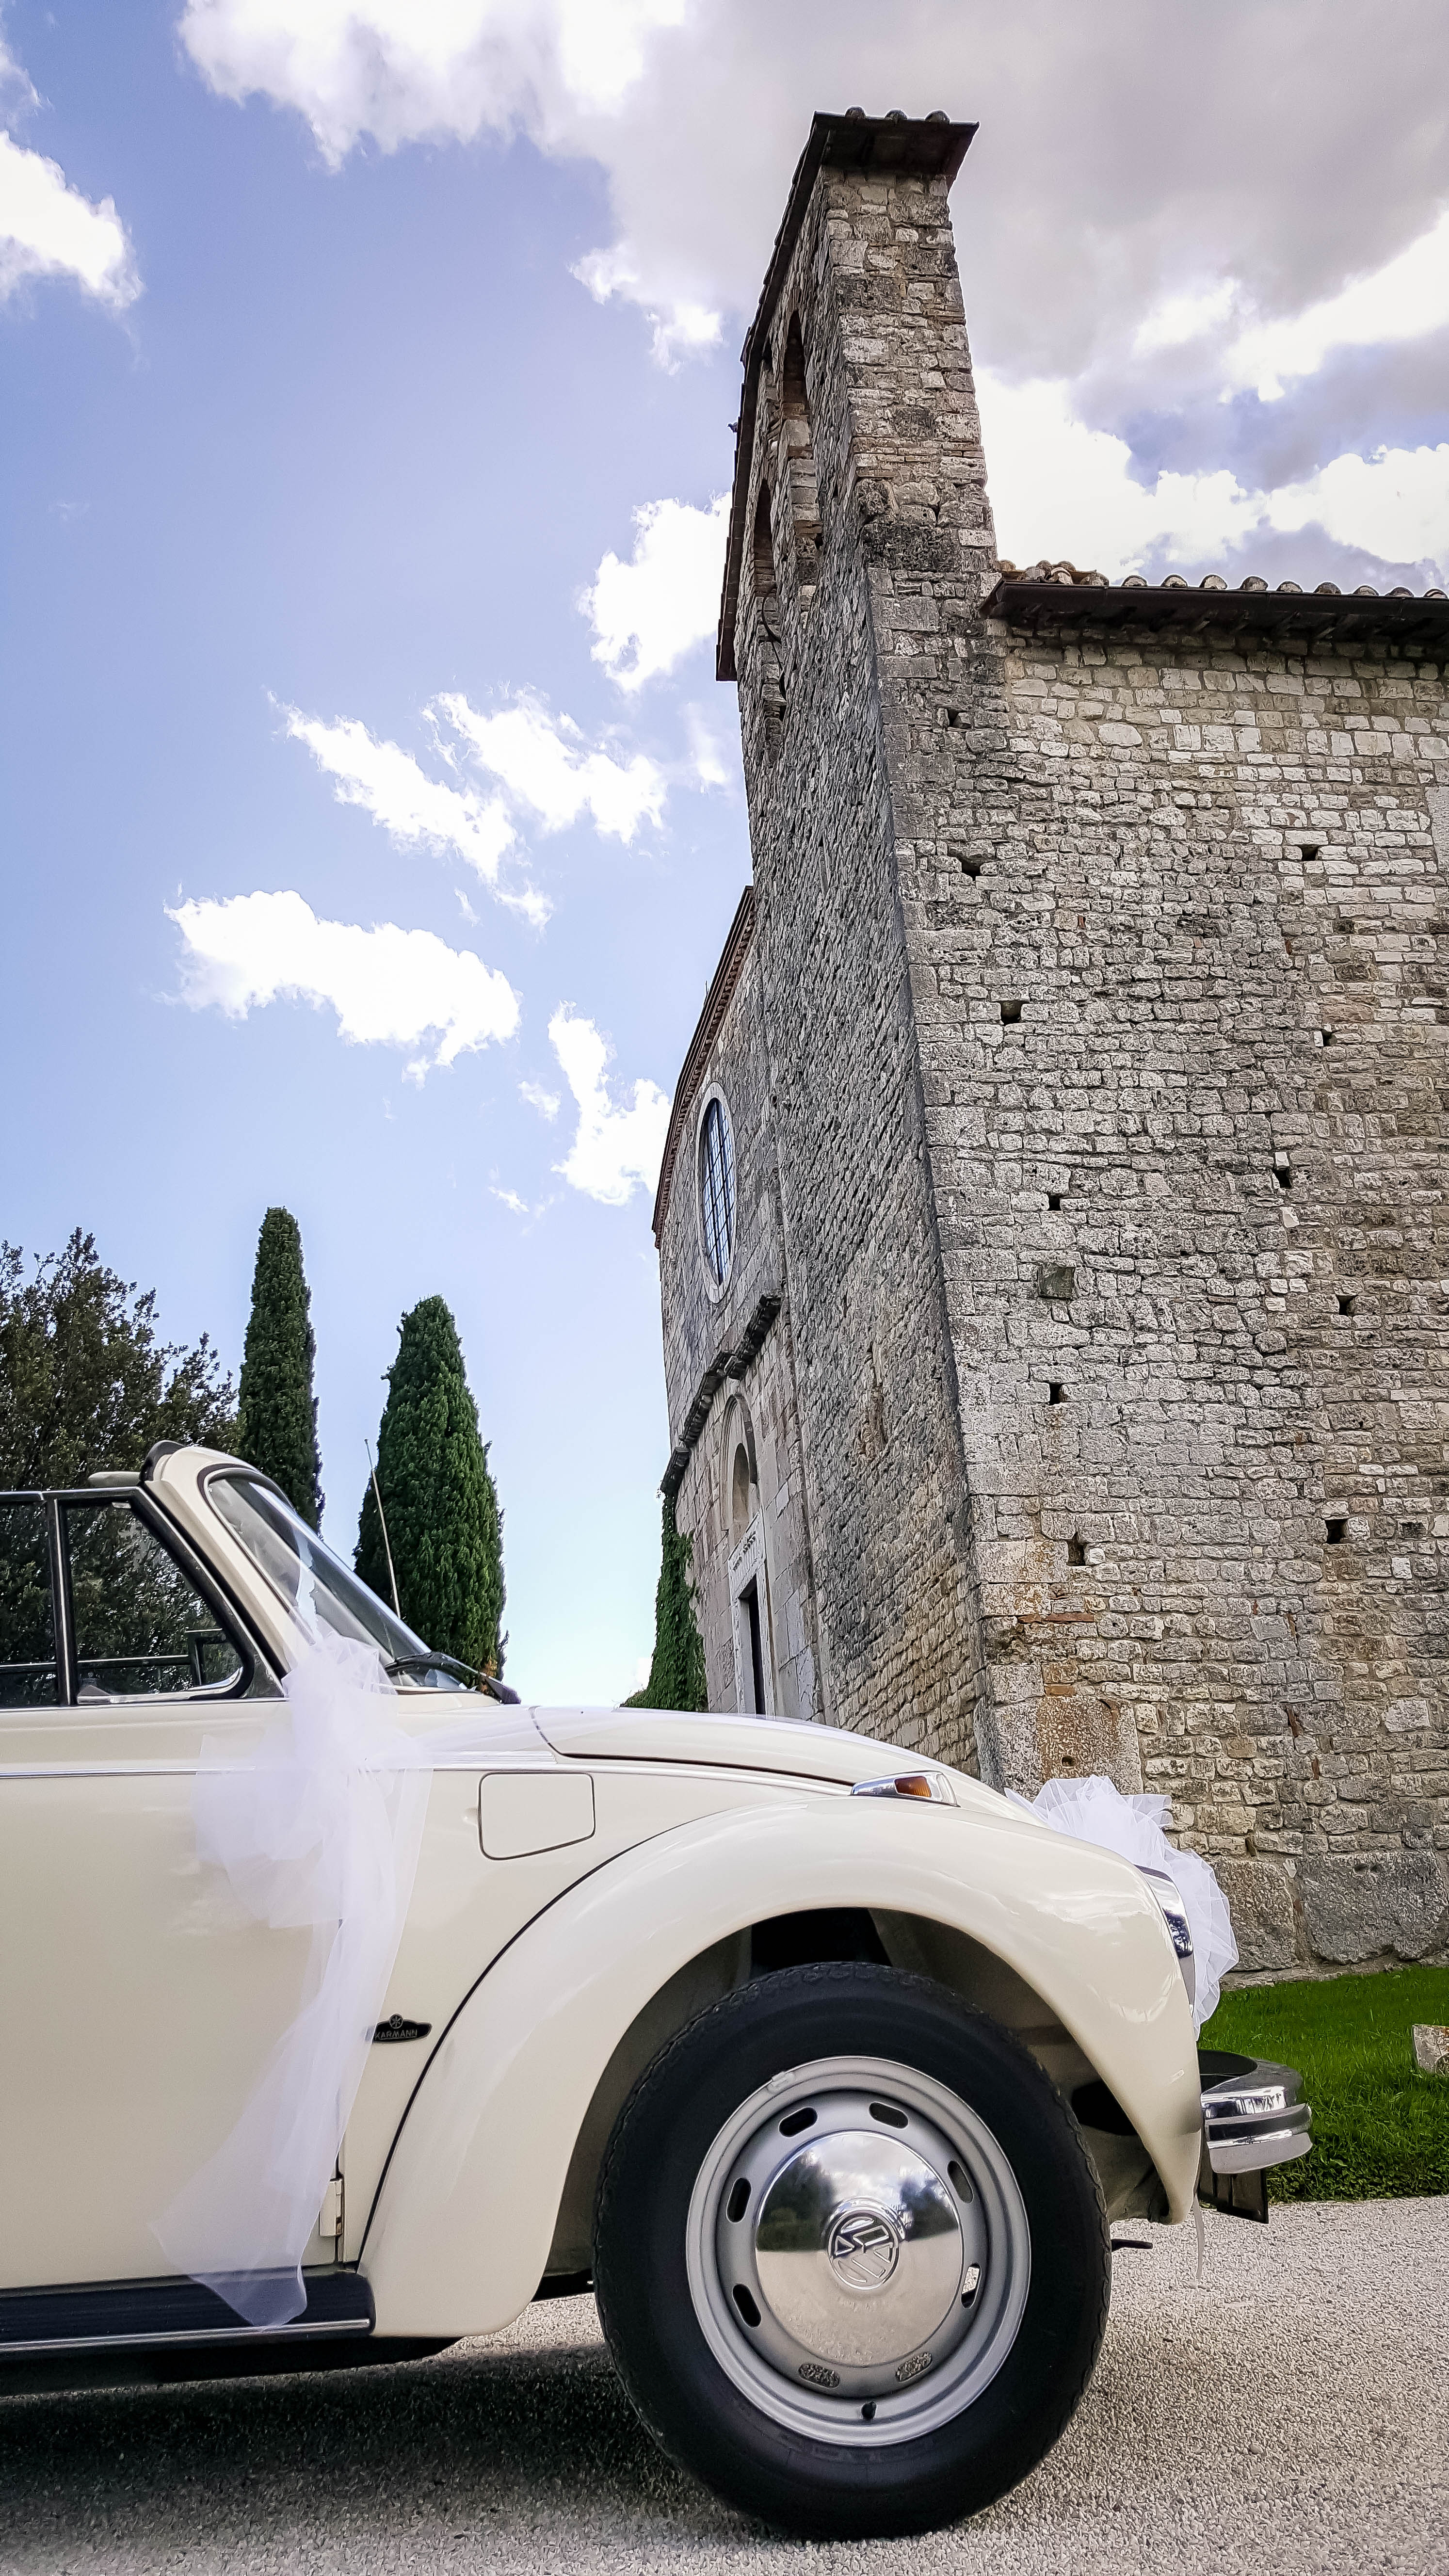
[1012,1774,1238,2030]
[152,1632,434,2327]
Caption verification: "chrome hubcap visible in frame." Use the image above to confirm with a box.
[685,2054,1031,2447]
[754,2122,965,2369]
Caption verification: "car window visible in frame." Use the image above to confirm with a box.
[206,1473,467,1685]
[0,1498,58,1707]
[63,1498,244,1699]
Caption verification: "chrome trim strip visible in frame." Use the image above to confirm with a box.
[1208,2129,1313,2176]
[0,2315,372,2358]
[1205,2088,1290,2120]
[1206,2102,1309,2140]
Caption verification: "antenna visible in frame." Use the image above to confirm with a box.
[365,1439,402,1618]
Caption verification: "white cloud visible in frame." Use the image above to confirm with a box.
[0,126,139,310]
[978,372,1259,573]
[0,34,37,105]
[168,889,519,1074]
[176,2,1449,405]
[548,1005,669,1205]
[1132,278,1239,358]
[582,494,728,691]
[178,0,687,161]
[519,1077,561,1120]
[683,700,732,789]
[573,240,721,369]
[282,703,517,883]
[491,1184,529,1215]
[175,1,1449,590]
[438,689,665,838]
[1264,444,1449,567]
[282,691,666,914]
[977,371,1449,579]
[1130,213,1449,410]
[1223,210,1449,402]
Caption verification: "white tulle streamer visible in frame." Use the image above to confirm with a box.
[152,1632,433,2326]
[1014,1774,1239,2029]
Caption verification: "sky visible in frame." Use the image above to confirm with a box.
[2,1,1447,1704]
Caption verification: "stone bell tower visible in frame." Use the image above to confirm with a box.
[656,110,993,1771]
[653,108,1449,1975]
[719,109,994,1777]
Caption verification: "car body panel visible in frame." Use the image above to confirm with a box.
[0,1445,1205,2332]
[533,1705,974,1792]
[361,1794,1202,2338]
[0,1747,317,2287]
[340,1758,837,2262]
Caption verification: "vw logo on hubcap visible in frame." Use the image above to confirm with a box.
[825,2201,902,2291]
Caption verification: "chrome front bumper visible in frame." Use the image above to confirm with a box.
[1198,2048,1312,2223]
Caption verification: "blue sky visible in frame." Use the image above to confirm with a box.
[3,2,1447,1701]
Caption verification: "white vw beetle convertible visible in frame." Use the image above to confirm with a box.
[0,1446,1309,2538]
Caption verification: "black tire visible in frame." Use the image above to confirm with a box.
[593,1962,1109,2540]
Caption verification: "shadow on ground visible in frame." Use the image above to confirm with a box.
[3,2202,1447,2575]
[0,2318,724,2571]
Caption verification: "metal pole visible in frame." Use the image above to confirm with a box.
[365,1439,402,1618]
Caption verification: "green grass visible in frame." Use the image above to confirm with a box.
[1201,1964,1449,2202]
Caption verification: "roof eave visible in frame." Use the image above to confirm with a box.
[979,576,1449,645]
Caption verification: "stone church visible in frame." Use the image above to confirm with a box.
[650,109,1449,1973]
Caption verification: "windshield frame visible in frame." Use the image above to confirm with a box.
[201,1467,473,1689]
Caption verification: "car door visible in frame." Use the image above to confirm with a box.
[0,1486,337,2294]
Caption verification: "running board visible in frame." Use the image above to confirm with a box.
[0,2269,373,2359]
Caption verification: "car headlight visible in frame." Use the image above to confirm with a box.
[1140,1866,1196,2012]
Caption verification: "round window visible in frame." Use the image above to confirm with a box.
[699,1095,737,1287]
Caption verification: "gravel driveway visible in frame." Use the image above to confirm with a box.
[2,2197,1444,2575]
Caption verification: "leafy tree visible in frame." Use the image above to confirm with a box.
[355,1296,504,1673]
[624,1500,708,1709]
[0,1230,236,1489]
[236,1208,323,1529]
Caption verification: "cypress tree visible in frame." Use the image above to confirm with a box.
[236,1208,323,1529]
[624,1500,708,1709]
[355,1296,504,1674]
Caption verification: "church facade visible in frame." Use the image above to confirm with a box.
[651,110,1449,1972]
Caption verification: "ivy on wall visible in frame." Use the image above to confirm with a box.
[625,1499,708,1710]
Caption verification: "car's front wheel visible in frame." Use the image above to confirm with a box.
[593,1962,1111,2539]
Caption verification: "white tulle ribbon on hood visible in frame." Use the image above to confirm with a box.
[152,1630,434,2328]
[1011,1773,1239,2029]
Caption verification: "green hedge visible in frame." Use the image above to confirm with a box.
[1201,1964,1449,2201]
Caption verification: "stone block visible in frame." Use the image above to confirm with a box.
[1216,1858,1298,1973]
[1411,2024,1449,2074]
[1035,1693,1144,1796]
[1297,1852,1449,1964]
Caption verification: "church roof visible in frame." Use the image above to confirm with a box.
[983,565,1449,644]
[715,110,977,684]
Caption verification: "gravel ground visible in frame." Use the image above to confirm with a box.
[2,2197,1444,2575]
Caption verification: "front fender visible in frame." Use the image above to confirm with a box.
[361,1794,1201,2338]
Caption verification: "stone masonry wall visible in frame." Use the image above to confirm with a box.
[657,934,821,1723]
[727,153,986,1768]
[900,612,1449,1967]
[664,115,1448,1967]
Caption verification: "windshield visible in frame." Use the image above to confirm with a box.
[207,1473,471,1689]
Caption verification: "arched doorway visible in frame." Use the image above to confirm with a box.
[722,1400,772,1715]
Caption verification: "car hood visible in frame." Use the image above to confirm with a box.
[531,1705,997,1804]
